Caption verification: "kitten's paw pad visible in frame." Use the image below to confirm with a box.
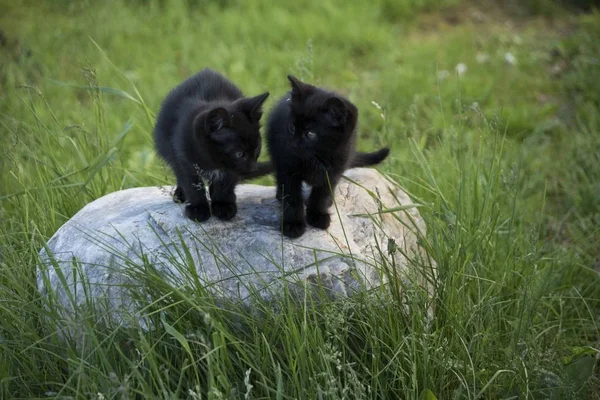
[282,220,306,239]
[306,210,331,230]
[185,204,211,222]
[212,202,237,220]
[173,187,186,203]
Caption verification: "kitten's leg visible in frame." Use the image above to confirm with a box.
[278,175,306,238]
[173,183,186,203]
[210,176,238,221]
[179,174,211,222]
[306,184,334,230]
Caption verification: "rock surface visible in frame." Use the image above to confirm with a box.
[38,168,434,322]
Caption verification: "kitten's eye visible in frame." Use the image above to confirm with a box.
[306,131,317,140]
[235,151,245,159]
[288,124,295,135]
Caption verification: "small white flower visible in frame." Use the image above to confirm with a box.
[476,52,490,63]
[437,70,450,80]
[189,387,202,400]
[455,63,468,76]
[504,52,517,65]
[244,368,253,399]
[203,312,212,326]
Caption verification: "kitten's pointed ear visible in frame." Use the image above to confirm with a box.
[195,107,230,136]
[287,75,311,99]
[239,92,269,120]
[323,97,349,127]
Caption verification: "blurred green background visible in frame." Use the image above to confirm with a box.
[1,0,599,398]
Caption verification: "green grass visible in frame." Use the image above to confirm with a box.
[1,0,599,398]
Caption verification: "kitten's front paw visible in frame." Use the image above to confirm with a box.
[282,219,306,238]
[185,204,211,222]
[212,202,237,220]
[173,186,186,203]
[306,209,331,230]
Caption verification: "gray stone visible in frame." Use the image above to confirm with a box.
[38,168,434,323]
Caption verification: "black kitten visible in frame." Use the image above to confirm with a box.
[154,68,270,222]
[266,75,390,238]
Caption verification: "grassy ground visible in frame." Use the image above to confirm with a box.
[1,0,599,398]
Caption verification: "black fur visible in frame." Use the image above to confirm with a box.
[351,147,390,168]
[154,68,269,222]
[266,75,389,238]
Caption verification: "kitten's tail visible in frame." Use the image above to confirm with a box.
[351,147,390,168]
[241,161,274,180]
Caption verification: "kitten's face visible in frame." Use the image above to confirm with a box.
[286,76,357,158]
[194,92,268,172]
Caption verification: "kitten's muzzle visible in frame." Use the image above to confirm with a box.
[246,159,257,172]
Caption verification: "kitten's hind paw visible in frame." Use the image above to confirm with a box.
[282,220,306,238]
[185,204,211,222]
[173,186,186,203]
[212,202,237,220]
[306,209,331,230]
